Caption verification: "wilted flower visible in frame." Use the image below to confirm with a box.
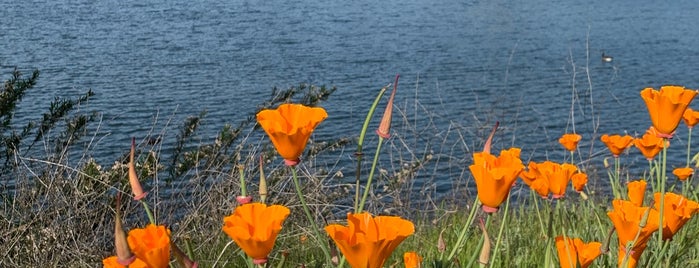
[672,167,694,181]
[640,85,697,138]
[127,224,171,268]
[470,148,524,213]
[554,236,602,268]
[600,134,634,157]
[325,212,414,268]
[607,200,659,268]
[653,192,699,240]
[256,104,327,166]
[559,133,582,152]
[222,203,290,264]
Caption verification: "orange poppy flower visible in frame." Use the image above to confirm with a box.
[520,161,577,199]
[469,148,524,213]
[325,212,415,268]
[127,224,171,268]
[600,134,634,157]
[571,172,588,192]
[554,236,602,268]
[222,203,290,264]
[653,192,699,240]
[559,133,582,152]
[633,127,667,161]
[640,85,697,138]
[683,108,699,129]
[403,251,423,268]
[672,167,694,181]
[102,256,148,268]
[607,200,660,268]
[626,180,647,207]
[256,104,328,166]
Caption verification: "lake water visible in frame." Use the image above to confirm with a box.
[2,0,699,201]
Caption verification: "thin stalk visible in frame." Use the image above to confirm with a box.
[687,128,693,167]
[489,196,512,268]
[357,137,384,213]
[141,200,155,225]
[466,215,492,268]
[354,85,389,212]
[290,167,332,264]
[446,198,481,262]
[658,140,667,244]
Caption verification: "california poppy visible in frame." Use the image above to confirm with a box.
[128,138,147,200]
[653,192,699,240]
[633,127,667,161]
[470,148,524,213]
[640,85,697,138]
[554,236,602,268]
[256,104,328,166]
[672,167,694,181]
[559,133,582,152]
[607,200,660,268]
[626,180,647,207]
[222,203,290,264]
[571,172,588,193]
[127,224,171,268]
[403,251,423,268]
[520,161,577,199]
[377,75,399,139]
[325,212,414,268]
[683,108,699,128]
[102,256,148,268]
[600,134,634,157]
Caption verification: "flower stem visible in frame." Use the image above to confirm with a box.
[354,85,389,212]
[290,167,332,264]
[488,196,511,268]
[658,139,668,244]
[357,137,384,214]
[446,198,480,262]
[140,200,155,225]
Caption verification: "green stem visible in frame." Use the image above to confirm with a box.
[140,200,155,225]
[357,137,384,213]
[354,85,389,212]
[446,198,480,262]
[658,139,668,245]
[489,196,511,268]
[687,128,693,167]
[290,167,332,264]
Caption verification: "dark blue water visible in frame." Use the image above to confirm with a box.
[2,0,699,199]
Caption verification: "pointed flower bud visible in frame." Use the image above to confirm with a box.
[114,193,135,266]
[259,155,268,203]
[172,241,198,268]
[129,138,147,200]
[376,74,399,139]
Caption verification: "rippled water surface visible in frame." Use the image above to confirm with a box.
[2,0,699,199]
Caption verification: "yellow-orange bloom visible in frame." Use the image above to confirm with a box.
[102,256,148,268]
[683,108,699,128]
[127,224,171,268]
[403,251,422,268]
[256,104,327,166]
[633,127,667,161]
[325,212,414,268]
[222,203,290,264]
[607,200,659,268]
[627,180,647,207]
[672,167,694,181]
[470,148,524,213]
[653,192,699,240]
[640,85,697,137]
[559,133,582,152]
[554,236,602,268]
[600,134,634,157]
[571,172,588,192]
[519,161,577,199]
